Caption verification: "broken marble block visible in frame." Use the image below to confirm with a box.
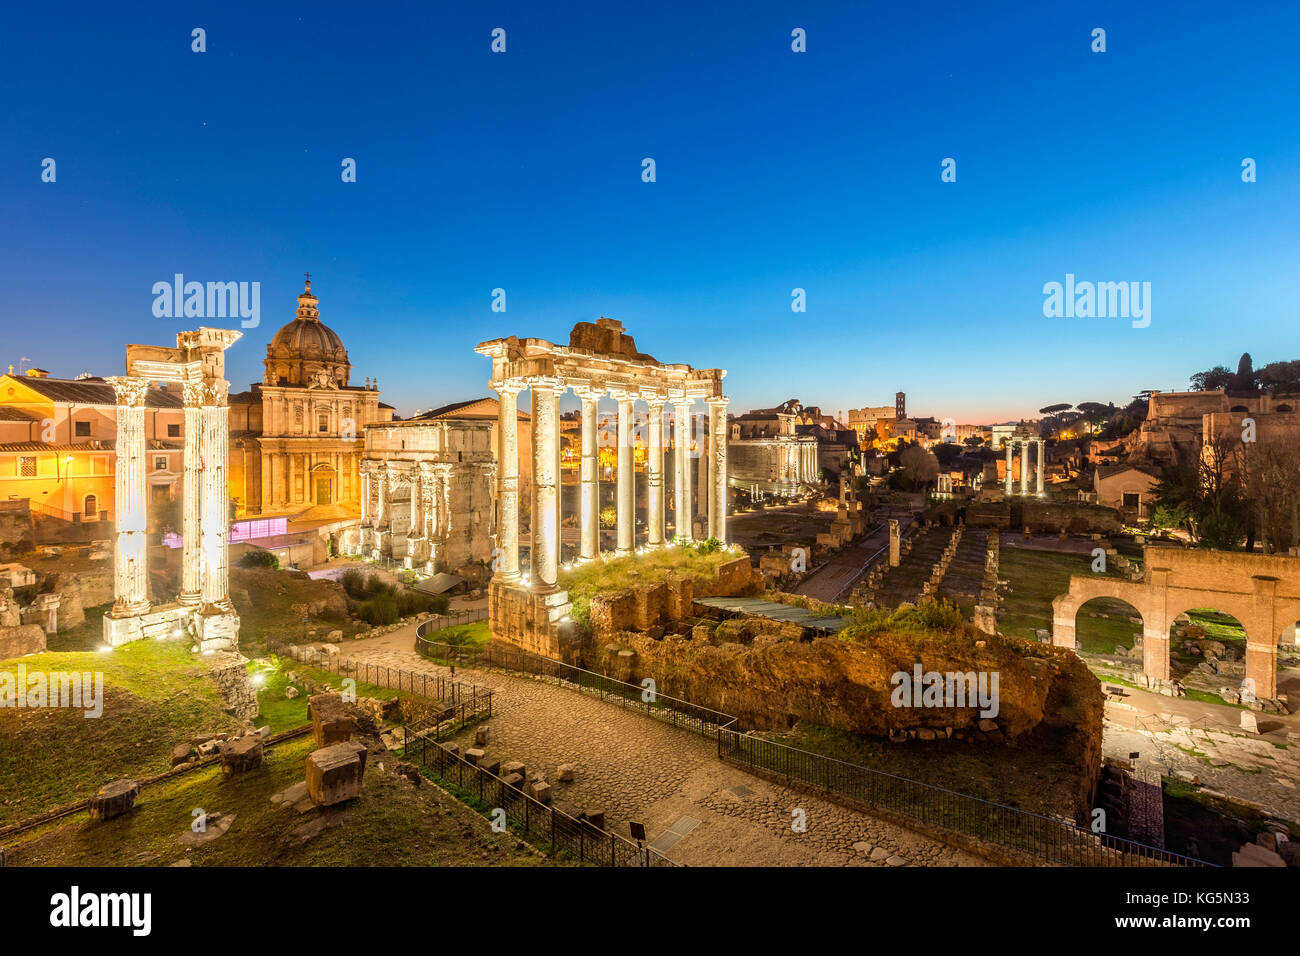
[305,741,368,806]
[308,693,354,747]
[219,735,264,774]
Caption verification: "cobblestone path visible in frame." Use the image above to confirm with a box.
[341,627,986,867]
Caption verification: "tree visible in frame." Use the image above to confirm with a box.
[899,445,940,485]
[1259,359,1300,392]
[1236,440,1300,553]
[1075,402,1114,434]
[1151,434,1248,548]
[1230,352,1258,392]
[1039,403,1072,415]
[1189,366,1234,391]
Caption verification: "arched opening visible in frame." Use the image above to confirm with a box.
[1168,608,1247,694]
[1278,619,1300,704]
[1074,596,1144,657]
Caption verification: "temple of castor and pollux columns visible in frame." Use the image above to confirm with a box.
[473,318,729,658]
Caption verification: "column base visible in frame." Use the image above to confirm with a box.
[488,579,575,659]
[195,605,241,653]
[177,591,202,608]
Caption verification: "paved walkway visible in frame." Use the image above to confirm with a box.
[1100,677,1300,823]
[341,624,984,867]
[794,519,897,602]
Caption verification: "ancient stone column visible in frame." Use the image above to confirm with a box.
[373,464,389,558]
[646,397,665,547]
[1036,441,1045,496]
[358,463,372,554]
[888,518,900,567]
[577,389,600,560]
[614,392,635,554]
[178,381,204,605]
[107,377,151,616]
[708,397,729,542]
[1019,442,1029,497]
[530,378,562,588]
[406,464,424,568]
[199,382,232,609]
[494,382,523,582]
[1004,441,1013,495]
[673,400,693,540]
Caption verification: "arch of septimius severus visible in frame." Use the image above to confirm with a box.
[104,328,242,651]
[1052,546,1300,702]
[476,318,727,657]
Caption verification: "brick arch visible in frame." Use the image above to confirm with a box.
[1053,547,1300,701]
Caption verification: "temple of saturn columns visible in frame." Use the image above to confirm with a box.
[475,318,728,657]
[1003,433,1046,497]
[104,328,242,651]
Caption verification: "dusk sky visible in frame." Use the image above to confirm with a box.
[2,1,1298,423]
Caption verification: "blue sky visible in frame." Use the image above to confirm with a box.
[2,0,1297,423]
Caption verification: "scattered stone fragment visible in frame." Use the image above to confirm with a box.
[305,741,367,806]
[89,779,140,822]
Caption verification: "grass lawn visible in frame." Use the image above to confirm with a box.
[4,734,560,867]
[250,656,405,734]
[44,603,112,653]
[0,639,242,826]
[996,546,1136,653]
[558,544,742,623]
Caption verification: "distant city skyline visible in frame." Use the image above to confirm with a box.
[3,1,1297,422]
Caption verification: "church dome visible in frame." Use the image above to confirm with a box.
[264,277,352,387]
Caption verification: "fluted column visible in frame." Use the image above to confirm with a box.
[107,377,151,616]
[494,381,523,582]
[646,398,665,547]
[199,381,232,609]
[530,378,562,588]
[178,382,204,605]
[358,464,372,553]
[1004,441,1013,495]
[613,391,635,554]
[673,399,693,540]
[1019,441,1029,496]
[577,389,600,560]
[1036,441,1046,496]
[709,397,729,542]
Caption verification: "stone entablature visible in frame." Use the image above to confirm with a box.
[475,318,729,656]
[355,419,496,574]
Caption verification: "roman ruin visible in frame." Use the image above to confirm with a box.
[102,328,242,650]
[475,318,727,656]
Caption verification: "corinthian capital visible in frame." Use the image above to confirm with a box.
[106,376,151,408]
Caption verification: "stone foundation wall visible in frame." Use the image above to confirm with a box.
[204,651,258,722]
[0,624,46,660]
[489,580,576,660]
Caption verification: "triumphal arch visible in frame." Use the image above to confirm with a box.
[103,328,242,651]
[475,318,728,657]
[1052,546,1300,702]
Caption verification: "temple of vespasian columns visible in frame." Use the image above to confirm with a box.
[1002,429,1046,497]
[475,318,728,657]
[103,328,242,651]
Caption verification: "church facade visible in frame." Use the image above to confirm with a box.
[228,279,392,516]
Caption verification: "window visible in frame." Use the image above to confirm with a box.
[154,456,168,472]
[167,423,180,437]
[318,412,329,433]
[74,421,91,437]
[83,494,96,517]
[20,456,36,477]
[1122,492,1141,509]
